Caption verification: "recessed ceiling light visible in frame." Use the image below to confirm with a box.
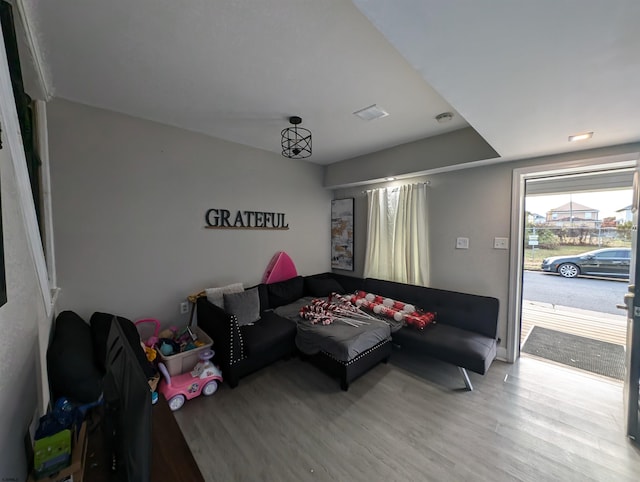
[568,131,593,142]
[385,177,396,181]
[353,104,389,121]
[435,112,454,123]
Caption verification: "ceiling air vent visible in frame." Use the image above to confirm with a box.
[353,104,389,121]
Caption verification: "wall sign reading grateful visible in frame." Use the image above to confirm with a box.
[205,209,289,230]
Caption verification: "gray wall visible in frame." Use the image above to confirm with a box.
[325,127,498,188]
[333,166,510,299]
[48,99,332,324]
[334,142,640,355]
[0,147,45,480]
[46,97,640,355]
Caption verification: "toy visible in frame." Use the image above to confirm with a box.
[134,318,161,347]
[158,338,180,356]
[143,345,157,362]
[34,429,71,478]
[262,251,298,283]
[157,349,223,411]
[158,326,178,340]
[175,326,196,344]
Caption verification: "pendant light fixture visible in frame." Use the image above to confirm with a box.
[281,116,312,159]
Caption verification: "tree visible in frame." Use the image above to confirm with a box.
[617,221,633,242]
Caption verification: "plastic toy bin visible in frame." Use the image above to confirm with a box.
[157,326,213,376]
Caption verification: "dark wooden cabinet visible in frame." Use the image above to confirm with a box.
[84,394,204,481]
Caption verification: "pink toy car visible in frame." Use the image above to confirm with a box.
[157,349,223,411]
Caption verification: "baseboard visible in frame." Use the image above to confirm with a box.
[496,346,508,362]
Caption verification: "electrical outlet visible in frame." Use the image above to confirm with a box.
[494,237,509,249]
[456,237,469,249]
[180,301,189,314]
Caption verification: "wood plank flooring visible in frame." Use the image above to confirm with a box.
[521,300,627,347]
[174,351,640,482]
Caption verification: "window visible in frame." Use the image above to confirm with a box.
[596,251,615,259]
[364,183,429,285]
[1,3,42,232]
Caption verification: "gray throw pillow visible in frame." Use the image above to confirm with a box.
[224,287,261,326]
[205,282,244,309]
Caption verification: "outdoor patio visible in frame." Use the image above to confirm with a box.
[520,300,627,370]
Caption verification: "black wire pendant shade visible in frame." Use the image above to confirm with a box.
[281,116,312,159]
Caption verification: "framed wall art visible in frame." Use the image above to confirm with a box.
[331,198,354,271]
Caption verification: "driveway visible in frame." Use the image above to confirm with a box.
[523,271,627,315]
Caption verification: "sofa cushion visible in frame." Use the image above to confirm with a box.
[364,278,499,339]
[304,277,345,298]
[48,311,103,403]
[90,311,141,372]
[90,312,157,379]
[240,312,296,356]
[205,282,244,308]
[392,324,497,375]
[224,287,261,326]
[265,276,304,308]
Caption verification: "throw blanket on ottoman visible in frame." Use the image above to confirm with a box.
[274,296,394,390]
[274,297,394,362]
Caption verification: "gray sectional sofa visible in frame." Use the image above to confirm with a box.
[196,272,499,391]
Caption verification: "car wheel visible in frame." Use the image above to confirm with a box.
[168,394,185,411]
[558,263,579,278]
[202,380,218,396]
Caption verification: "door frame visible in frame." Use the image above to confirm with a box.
[506,153,639,362]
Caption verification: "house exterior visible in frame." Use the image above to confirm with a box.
[617,205,633,223]
[527,212,546,224]
[545,201,599,227]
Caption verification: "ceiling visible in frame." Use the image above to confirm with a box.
[13,0,640,167]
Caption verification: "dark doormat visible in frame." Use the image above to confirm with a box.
[522,326,625,380]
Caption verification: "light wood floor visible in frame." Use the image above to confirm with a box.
[521,300,627,347]
[174,350,640,482]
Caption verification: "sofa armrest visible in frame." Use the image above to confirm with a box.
[196,298,245,368]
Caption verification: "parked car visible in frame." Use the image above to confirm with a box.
[541,247,631,279]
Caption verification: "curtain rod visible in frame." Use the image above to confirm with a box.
[361,181,430,194]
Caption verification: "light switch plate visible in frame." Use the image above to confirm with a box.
[494,237,509,249]
[456,237,469,249]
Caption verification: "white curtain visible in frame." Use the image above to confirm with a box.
[363,183,429,285]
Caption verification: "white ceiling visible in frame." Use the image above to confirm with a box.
[353,0,640,163]
[14,0,640,167]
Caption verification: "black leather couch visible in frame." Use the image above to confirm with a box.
[196,282,298,388]
[196,273,499,391]
[359,277,499,390]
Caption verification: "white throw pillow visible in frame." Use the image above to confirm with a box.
[205,282,244,309]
